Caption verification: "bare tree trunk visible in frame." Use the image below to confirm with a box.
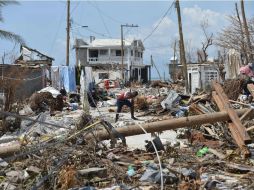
[241,0,253,62]
[235,3,249,64]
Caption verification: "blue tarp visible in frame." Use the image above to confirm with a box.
[51,66,76,92]
[69,66,76,92]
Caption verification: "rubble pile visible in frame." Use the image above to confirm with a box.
[223,79,245,101]
[1,80,254,189]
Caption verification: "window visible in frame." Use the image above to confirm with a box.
[131,50,133,56]
[140,53,143,58]
[100,50,108,55]
[98,73,109,79]
[204,71,218,81]
[115,50,123,56]
[89,50,98,57]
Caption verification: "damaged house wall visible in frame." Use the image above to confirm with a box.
[168,56,182,82]
[0,64,46,101]
[0,46,54,106]
[15,45,54,82]
[180,63,220,93]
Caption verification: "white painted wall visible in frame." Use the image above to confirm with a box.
[187,65,219,94]
[187,66,200,94]
[93,69,122,84]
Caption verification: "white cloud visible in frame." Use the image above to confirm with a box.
[181,5,228,59]
[136,16,177,56]
[132,5,229,78]
[183,5,222,26]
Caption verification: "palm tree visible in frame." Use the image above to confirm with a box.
[0,0,25,44]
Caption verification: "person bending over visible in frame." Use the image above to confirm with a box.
[115,91,138,122]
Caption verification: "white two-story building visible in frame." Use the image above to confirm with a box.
[74,37,151,84]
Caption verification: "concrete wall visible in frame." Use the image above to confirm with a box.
[187,64,219,94]
[92,69,121,84]
[76,48,88,66]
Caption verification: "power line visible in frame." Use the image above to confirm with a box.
[87,0,127,24]
[124,27,132,36]
[86,27,112,38]
[49,3,66,55]
[70,1,80,15]
[72,21,112,38]
[91,0,112,38]
[146,44,171,50]
[71,28,89,39]
[143,1,175,42]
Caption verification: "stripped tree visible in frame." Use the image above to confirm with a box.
[216,2,253,64]
[197,19,213,63]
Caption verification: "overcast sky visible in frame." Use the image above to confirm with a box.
[1,0,253,78]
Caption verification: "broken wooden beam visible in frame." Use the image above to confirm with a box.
[229,100,250,107]
[212,81,251,143]
[212,91,245,148]
[246,125,254,132]
[247,83,254,97]
[85,108,251,141]
[240,108,253,121]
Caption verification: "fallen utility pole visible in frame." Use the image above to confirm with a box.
[0,108,248,156]
[85,108,251,141]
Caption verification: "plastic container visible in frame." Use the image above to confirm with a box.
[196,147,209,157]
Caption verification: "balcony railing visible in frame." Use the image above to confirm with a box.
[89,56,127,64]
[88,56,143,65]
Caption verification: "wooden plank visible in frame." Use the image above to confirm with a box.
[212,81,251,143]
[208,148,226,159]
[212,92,245,147]
[247,83,254,97]
[240,108,253,121]
[229,100,250,107]
[212,91,225,110]
[247,125,254,131]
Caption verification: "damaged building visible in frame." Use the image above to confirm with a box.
[0,46,54,107]
[74,37,151,84]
